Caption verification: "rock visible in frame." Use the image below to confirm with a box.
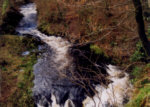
[22,51,30,56]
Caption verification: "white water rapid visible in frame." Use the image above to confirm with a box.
[16,3,132,107]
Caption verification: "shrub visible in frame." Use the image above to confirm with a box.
[130,42,147,62]
[90,44,104,55]
[2,0,9,15]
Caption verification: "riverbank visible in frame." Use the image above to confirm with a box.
[0,35,42,107]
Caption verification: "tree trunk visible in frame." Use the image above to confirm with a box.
[132,0,150,56]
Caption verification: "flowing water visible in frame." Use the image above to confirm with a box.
[16,3,132,107]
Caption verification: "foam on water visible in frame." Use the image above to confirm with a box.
[16,3,37,33]
[17,3,132,107]
[83,65,132,107]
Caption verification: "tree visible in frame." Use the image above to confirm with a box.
[132,0,150,56]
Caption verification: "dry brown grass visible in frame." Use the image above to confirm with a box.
[34,0,139,65]
[0,35,24,103]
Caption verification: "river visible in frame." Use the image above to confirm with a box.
[16,3,132,107]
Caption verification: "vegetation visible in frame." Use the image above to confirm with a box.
[126,63,150,107]
[2,0,9,15]
[0,35,40,107]
[0,0,149,106]
[130,41,147,62]
[34,0,137,65]
[90,44,104,55]
[132,0,150,56]
[33,0,150,106]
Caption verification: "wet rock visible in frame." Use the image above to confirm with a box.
[118,73,126,78]
[22,51,30,56]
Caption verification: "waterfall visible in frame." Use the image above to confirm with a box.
[16,3,132,107]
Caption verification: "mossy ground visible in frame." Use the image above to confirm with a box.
[126,63,150,107]
[0,35,40,107]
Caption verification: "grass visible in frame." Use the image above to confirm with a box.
[2,0,9,15]
[126,40,150,107]
[126,63,150,107]
[0,35,40,107]
[128,86,150,107]
[130,42,147,62]
[8,54,37,107]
